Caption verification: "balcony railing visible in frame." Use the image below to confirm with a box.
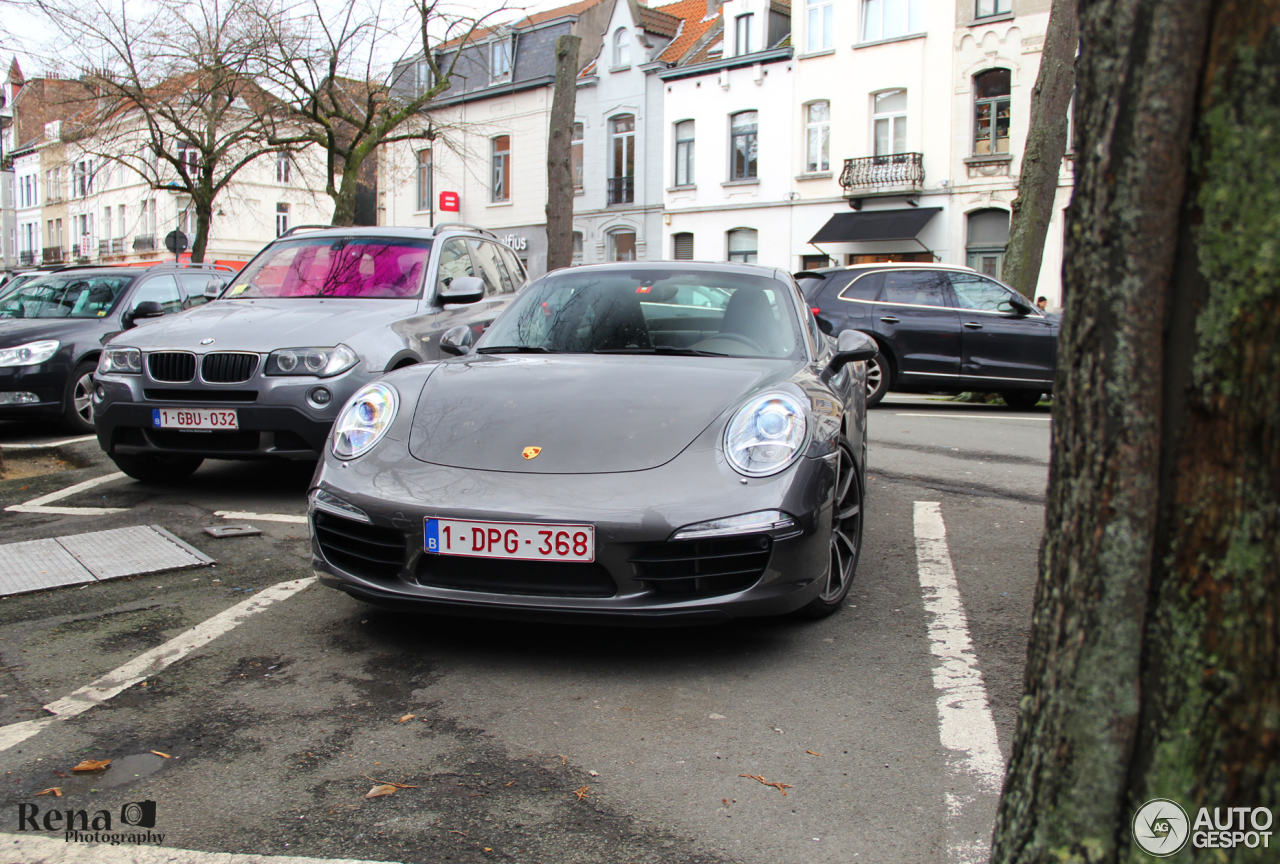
[607,176,634,206]
[839,153,925,195]
[42,247,65,264]
[111,239,125,255]
[133,234,157,252]
[98,240,110,257]
[18,250,35,266]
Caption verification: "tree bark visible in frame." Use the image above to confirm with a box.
[190,196,213,264]
[545,35,580,273]
[999,0,1077,300]
[990,1,1280,862]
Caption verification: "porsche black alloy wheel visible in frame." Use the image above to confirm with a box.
[799,442,863,618]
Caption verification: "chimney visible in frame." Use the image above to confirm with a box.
[706,0,721,18]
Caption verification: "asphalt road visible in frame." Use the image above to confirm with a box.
[0,394,1049,864]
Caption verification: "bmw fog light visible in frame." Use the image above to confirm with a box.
[672,510,801,540]
[308,386,332,408]
[309,488,371,523]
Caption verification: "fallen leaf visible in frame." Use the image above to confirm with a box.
[151,751,171,759]
[71,760,111,772]
[398,714,415,723]
[360,773,418,789]
[365,784,397,798]
[739,774,794,796]
[573,785,591,801]
[52,771,69,779]
[806,750,823,757]
[504,780,516,787]
[447,830,468,836]
[484,848,492,852]
[35,788,62,797]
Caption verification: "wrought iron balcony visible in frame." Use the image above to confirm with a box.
[133,234,156,252]
[839,153,925,196]
[607,176,634,206]
[111,239,125,255]
[42,247,65,264]
[98,240,110,257]
[18,250,35,266]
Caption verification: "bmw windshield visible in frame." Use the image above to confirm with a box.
[227,237,432,299]
[478,267,806,359]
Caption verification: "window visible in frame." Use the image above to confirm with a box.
[807,0,833,51]
[572,231,584,261]
[131,275,184,316]
[73,160,89,197]
[873,89,908,155]
[880,270,949,306]
[276,202,290,237]
[492,135,511,202]
[414,59,431,94]
[735,14,753,55]
[804,102,830,173]
[608,229,636,261]
[435,238,474,292]
[104,207,113,240]
[674,120,695,186]
[571,123,584,190]
[801,254,831,270]
[727,228,757,263]
[118,205,126,239]
[177,142,199,174]
[974,69,1011,155]
[416,149,432,211]
[276,152,292,185]
[673,232,694,260]
[491,38,513,82]
[612,28,630,67]
[951,272,1019,310]
[730,111,758,181]
[966,208,1010,277]
[861,0,923,42]
[497,244,527,285]
[976,0,1011,17]
[468,239,515,296]
[608,115,635,205]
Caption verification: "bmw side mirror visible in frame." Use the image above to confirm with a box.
[122,300,164,329]
[440,325,474,356]
[827,329,877,375]
[439,275,485,305]
[204,280,225,301]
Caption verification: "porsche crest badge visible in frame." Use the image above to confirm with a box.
[522,447,542,460]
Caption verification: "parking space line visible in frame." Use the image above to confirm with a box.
[893,413,1051,421]
[913,501,1003,864]
[0,577,315,753]
[0,833,399,864]
[5,471,129,516]
[214,510,308,524]
[1,435,97,450]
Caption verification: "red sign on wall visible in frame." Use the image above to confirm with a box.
[439,191,460,212]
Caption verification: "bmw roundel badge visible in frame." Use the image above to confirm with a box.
[201,338,215,345]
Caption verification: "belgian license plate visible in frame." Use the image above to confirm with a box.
[425,518,595,562]
[152,408,239,431]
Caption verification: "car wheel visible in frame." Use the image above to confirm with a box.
[798,442,864,619]
[111,453,204,484]
[1001,390,1042,410]
[865,351,890,407]
[62,361,98,434]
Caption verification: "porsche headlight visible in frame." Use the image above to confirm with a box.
[267,344,359,377]
[332,382,398,460]
[724,391,808,477]
[98,347,142,374]
[0,340,59,367]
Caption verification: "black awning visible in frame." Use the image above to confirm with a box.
[809,207,942,244]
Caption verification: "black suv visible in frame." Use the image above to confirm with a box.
[0,264,233,432]
[798,263,1058,408]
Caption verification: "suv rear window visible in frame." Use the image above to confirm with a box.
[229,238,431,299]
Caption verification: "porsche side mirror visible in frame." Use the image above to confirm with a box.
[440,325,474,356]
[439,275,485,305]
[122,300,164,329]
[827,329,877,375]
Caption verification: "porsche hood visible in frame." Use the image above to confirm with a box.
[407,355,795,474]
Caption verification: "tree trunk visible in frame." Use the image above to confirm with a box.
[190,197,213,264]
[999,0,1077,300]
[330,166,360,227]
[545,35,580,273]
[990,1,1280,862]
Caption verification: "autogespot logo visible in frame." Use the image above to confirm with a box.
[1134,799,1191,857]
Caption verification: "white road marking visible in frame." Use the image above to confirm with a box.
[1,435,97,450]
[4,471,129,516]
[0,834,397,864]
[893,413,1051,421]
[0,577,315,753]
[214,510,308,524]
[913,501,1004,864]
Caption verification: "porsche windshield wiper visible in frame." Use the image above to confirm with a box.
[475,345,558,354]
[593,346,728,356]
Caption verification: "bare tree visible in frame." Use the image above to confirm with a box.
[35,0,286,262]
[990,0,1279,860]
[545,34,580,273]
[251,0,506,227]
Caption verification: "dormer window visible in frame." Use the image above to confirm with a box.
[735,14,753,56]
[491,37,513,83]
[613,28,630,67]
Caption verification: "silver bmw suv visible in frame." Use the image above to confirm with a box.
[93,223,526,482]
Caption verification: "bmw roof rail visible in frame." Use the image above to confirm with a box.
[432,222,497,239]
[277,224,332,238]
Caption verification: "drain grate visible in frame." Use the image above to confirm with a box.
[0,526,215,597]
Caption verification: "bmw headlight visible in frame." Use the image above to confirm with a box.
[332,382,399,460]
[0,340,59,367]
[267,344,359,377]
[98,347,142,374]
[724,391,808,477]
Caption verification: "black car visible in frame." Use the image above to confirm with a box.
[798,263,1058,408]
[0,265,233,432]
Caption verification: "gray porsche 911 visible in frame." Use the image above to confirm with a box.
[309,261,876,623]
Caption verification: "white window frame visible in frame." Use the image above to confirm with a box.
[726,228,757,263]
[804,101,830,173]
[674,120,695,187]
[872,89,908,156]
[729,111,759,181]
[612,28,630,67]
[975,0,1012,17]
[571,123,584,191]
[276,151,292,185]
[491,135,511,202]
[806,0,834,51]
[416,149,432,212]
[490,37,513,83]
[735,14,753,56]
[860,0,923,42]
[275,202,290,237]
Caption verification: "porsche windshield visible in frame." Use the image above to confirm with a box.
[0,274,134,319]
[480,268,805,359]
[228,237,432,299]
